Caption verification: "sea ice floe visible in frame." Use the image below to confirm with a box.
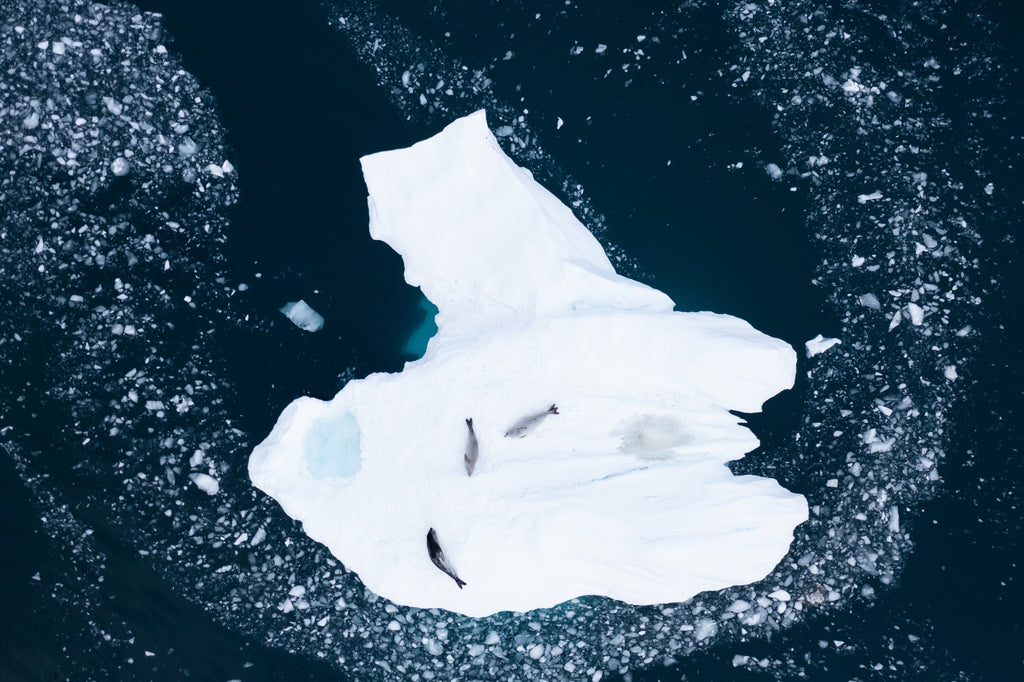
[249,111,807,617]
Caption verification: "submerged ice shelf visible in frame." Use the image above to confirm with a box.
[249,111,807,617]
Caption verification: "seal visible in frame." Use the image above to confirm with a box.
[427,527,467,589]
[464,418,479,475]
[504,404,559,438]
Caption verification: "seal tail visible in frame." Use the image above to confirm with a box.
[548,404,559,415]
[466,417,474,430]
[455,577,467,589]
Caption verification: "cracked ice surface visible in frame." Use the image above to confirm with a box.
[250,111,807,617]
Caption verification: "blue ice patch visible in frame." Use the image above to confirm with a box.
[304,411,362,479]
[402,293,439,359]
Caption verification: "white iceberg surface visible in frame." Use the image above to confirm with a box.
[279,299,324,332]
[249,110,808,617]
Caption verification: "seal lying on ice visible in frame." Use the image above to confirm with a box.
[464,418,479,475]
[504,404,559,438]
[427,527,466,589]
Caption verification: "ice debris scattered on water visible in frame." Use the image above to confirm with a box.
[1,0,1013,680]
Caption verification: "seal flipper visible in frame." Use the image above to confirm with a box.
[548,404,559,415]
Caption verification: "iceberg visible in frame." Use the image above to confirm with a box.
[249,111,808,617]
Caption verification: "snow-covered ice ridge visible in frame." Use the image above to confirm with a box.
[250,110,807,617]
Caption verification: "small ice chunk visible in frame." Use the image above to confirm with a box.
[765,163,783,180]
[944,365,958,380]
[906,302,924,326]
[556,117,564,130]
[857,191,883,203]
[858,293,881,310]
[888,505,900,532]
[205,163,224,178]
[189,472,220,495]
[805,334,840,358]
[694,619,718,641]
[110,157,130,176]
[23,111,39,129]
[728,599,751,613]
[177,137,198,157]
[250,527,267,546]
[103,96,123,116]
[768,589,791,601]
[279,300,324,332]
[851,255,865,267]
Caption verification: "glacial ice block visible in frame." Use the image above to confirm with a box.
[279,299,324,332]
[249,110,808,617]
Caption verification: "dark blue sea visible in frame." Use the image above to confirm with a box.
[1,1,1021,680]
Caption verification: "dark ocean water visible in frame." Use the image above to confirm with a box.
[1,1,1021,680]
